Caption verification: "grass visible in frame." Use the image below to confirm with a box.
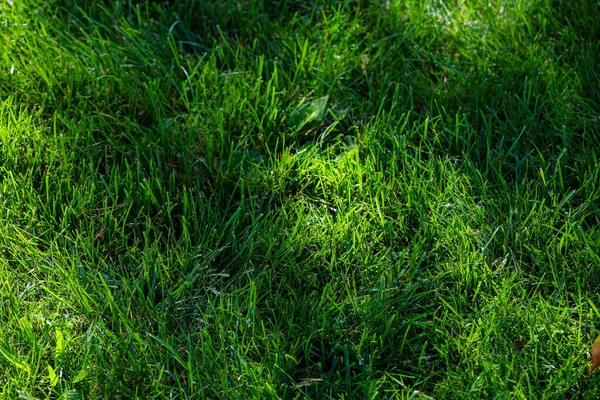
[1,0,600,398]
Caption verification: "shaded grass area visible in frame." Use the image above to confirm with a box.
[1,0,600,398]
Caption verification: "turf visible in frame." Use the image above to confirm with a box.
[1,0,600,398]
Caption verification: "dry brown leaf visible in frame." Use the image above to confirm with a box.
[588,335,600,376]
[513,339,525,353]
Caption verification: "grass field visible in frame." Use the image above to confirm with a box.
[1,0,600,398]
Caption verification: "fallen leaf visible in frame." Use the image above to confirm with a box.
[55,329,65,356]
[588,335,600,376]
[94,227,105,242]
[48,365,58,387]
[72,369,89,383]
[288,95,329,132]
[513,339,525,353]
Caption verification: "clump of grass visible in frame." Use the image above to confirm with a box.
[1,0,600,398]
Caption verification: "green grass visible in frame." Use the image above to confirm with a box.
[1,0,600,398]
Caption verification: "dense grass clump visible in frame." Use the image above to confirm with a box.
[1,0,600,398]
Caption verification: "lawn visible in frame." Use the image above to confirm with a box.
[1,0,600,398]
